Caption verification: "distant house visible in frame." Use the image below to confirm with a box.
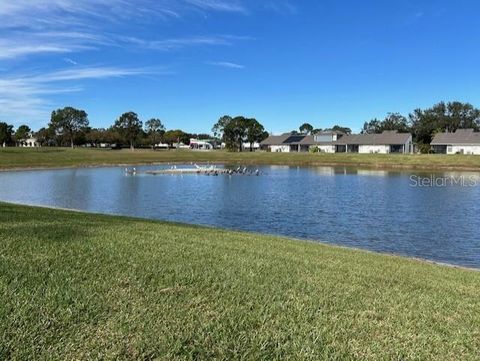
[260,133,292,152]
[190,138,214,151]
[260,133,315,152]
[219,142,261,151]
[430,129,480,155]
[154,142,169,149]
[242,142,260,151]
[260,130,413,154]
[310,131,343,153]
[19,136,40,147]
[334,131,413,154]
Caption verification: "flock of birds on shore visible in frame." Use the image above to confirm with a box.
[191,165,261,176]
[125,164,261,177]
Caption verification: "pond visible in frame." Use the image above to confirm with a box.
[1,165,479,268]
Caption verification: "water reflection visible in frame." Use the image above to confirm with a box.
[0,165,479,268]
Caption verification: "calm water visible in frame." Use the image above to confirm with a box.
[1,165,479,268]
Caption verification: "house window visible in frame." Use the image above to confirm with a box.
[447,145,452,153]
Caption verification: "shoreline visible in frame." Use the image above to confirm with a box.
[2,200,478,273]
[3,148,480,172]
[3,160,480,173]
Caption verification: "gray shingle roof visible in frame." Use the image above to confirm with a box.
[430,129,480,145]
[261,134,324,146]
[284,135,307,144]
[334,131,412,145]
[299,136,317,145]
[260,133,291,146]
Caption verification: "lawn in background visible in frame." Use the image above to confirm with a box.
[2,147,480,171]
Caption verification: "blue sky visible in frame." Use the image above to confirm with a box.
[1,0,480,134]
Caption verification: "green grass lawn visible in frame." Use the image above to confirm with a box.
[2,147,480,171]
[1,202,479,360]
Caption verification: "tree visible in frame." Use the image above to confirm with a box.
[223,117,248,152]
[361,118,382,134]
[164,130,190,146]
[409,101,480,146]
[382,113,409,132]
[299,123,314,134]
[193,133,212,140]
[85,128,119,146]
[245,118,268,152]
[145,118,166,149]
[15,125,31,143]
[212,115,233,140]
[212,115,267,151]
[0,122,14,147]
[35,127,56,146]
[361,113,409,134]
[49,107,89,148]
[114,112,143,150]
[331,125,352,135]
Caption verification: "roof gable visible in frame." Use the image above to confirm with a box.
[334,131,412,145]
[431,129,480,145]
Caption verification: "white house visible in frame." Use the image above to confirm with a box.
[154,142,169,149]
[242,142,260,151]
[220,142,261,151]
[260,130,413,154]
[260,133,312,152]
[310,132,343,153]
[190,138,214,151]
[334,131,413,154]
[430,129,480,155]
[19,136,40,147]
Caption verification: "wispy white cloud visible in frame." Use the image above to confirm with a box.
[32,67,151,82]
[0,31,109,60]
[0,66,153,126]
[0,44,77,60]
[206,61,245,69]
[0,1,175,28]
[263,1,298,15]
[403,9,426,26]
[0,0,255,61]
[185,0,246,13]
[118,34,247,51]
[0,0,247,29]
[1,27,251,62]
[0,0,254,125]
[63,58,78,65]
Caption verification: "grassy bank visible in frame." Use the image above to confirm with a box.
[2,147,480,171]
[0,203,479,359]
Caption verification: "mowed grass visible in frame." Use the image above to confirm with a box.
[1,203,479,360]
[2,147,480,171]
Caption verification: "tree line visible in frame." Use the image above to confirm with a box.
[1,108,268,152]
[294,123,353,135]
[2,101,479,153]
[1,107,212,150]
